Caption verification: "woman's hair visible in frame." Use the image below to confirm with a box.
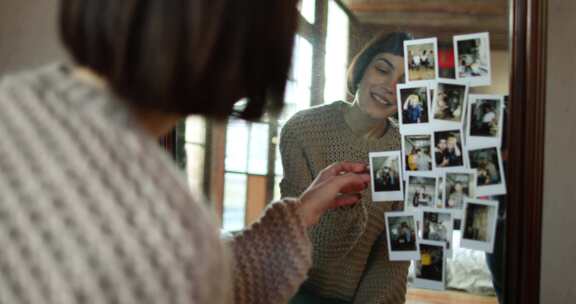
[59,0,299,120]
[346,32,413,95]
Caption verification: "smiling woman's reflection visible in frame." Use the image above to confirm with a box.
[280,32,413,304]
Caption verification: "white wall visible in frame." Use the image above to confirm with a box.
[0,0,65,74]
[541,0,576,303]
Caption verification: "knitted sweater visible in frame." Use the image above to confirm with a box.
[0,64,312,304]
[280,101,409,304]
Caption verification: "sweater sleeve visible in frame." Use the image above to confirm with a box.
[279,114,314,198]
[230,199,312,304]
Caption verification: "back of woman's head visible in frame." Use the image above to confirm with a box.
[347,32,413,95]
[59,0,299,120]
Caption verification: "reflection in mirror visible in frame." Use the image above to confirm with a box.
[176,0,509,303]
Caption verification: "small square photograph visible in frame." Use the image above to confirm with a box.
[435,176,445,208]
[397,82,431,132]
[467,94,504,146]
[454,32,492,87]
[404,38,439,83]
[385,212,420,261]
[421,208,454,257]
[433,129,467,171]
[432,79,469,129]
[402,133,433,175]
[413,240,447,291]
[405,173,437,210]
[443,169,477,213]
[468,145,507,196]
[461,198,499,253]
[369,151,404,201]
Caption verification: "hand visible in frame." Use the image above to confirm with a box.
[298,161,370,227]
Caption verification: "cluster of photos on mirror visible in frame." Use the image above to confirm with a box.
[368,32,505,291]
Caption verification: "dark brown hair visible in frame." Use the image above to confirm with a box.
[59,0,299,120]
[347,32,413,95]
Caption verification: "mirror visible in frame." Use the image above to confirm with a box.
[177,0,542,303]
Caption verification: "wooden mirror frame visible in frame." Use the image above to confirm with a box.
[506,0,547,303]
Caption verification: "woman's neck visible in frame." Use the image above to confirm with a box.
[72,67,182,137]
[343,101,390,140]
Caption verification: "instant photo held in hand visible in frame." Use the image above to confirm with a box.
[461,198,499,253]
[397,82,432,133]
[467,94,504,147]
[404,38,439,83]
[401,133,434,177]
[413,240,447,291]
[369,151,404,201]
[405,172,437,211]
[385,212,420,261]
[454,32,492,87]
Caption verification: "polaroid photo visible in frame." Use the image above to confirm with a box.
[413,240,447,291]
[432,128,468,173]
[467,145,507,196]
[454,32,492,87]
[369,151,404,202]
[467,94,504,147]
[402,132,434,177]
[431,79,470,129]
[385,211,420,261]
[443,169,478,216]
[405,172,437,211]
[461,198,499,253]
[435,175,445,208]
[420,207,454,258]
[404,38,439,83]
[397,82,432,133]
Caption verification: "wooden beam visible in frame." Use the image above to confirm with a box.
[344,0,507,16]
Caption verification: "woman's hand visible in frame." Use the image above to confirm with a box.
[297,161,370,227]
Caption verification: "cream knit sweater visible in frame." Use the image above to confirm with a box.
[0,64,312,304]
[280,101,409,304]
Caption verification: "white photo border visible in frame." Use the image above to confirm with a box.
[431,127,469,174]
[467,144,507,196]
[404,38,440,84]
[397,81,433,134]
[401,131,434,179]
[404,172,437,212]
[413,240,447,291]
[454,32,492,87]
[385,211,421,261]
[460,198,499,253]
[369,151,404,202]
[442,168,478,216]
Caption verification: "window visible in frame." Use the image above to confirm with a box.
[298,0,316,24]
[324,0,350,104]
[184,116,206,193]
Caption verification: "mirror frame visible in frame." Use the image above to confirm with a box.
[506,0,547,303]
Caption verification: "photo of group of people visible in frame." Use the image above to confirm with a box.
[404,38,439,82]
[432,80,469,128]
[468,146,506,196]
[402,134,433,173]
[405,173,436,210]
[443,169,477,211]
[467,95,504,147]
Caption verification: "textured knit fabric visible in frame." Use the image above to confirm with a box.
[0,64,312,304]
[280,101,409,304]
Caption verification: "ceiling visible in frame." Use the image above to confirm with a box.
[340,0,509,49]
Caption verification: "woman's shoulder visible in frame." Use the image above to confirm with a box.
[281,101,347,135]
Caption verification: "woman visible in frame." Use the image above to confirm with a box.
[280,32,412,304]
[0,1,371,303]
